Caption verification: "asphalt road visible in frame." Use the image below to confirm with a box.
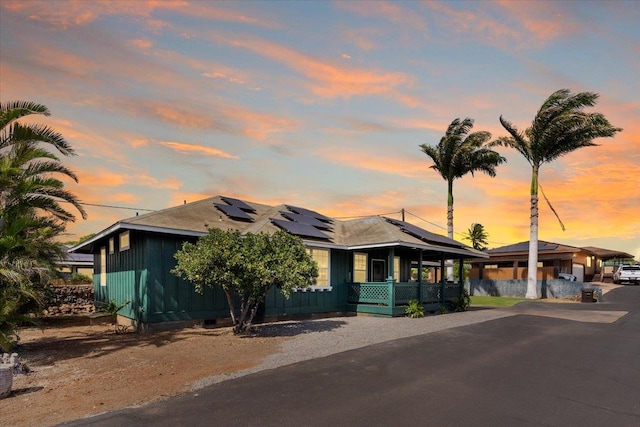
[64,286,640,427]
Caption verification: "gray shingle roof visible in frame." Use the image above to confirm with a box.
[72,195,485,258]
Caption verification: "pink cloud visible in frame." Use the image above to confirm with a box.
[495,0,578,43]
[1,0,277,31]
[211,33,415,102]
[129,39,154,50]
[425,0,575,50]
[315,145,425,179]
[1,0,183,29]
[160,141,238,159]
[72,167,182,196]
[343,28,380,52]
[336,1,428,35]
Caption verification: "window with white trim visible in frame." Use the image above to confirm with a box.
[394,256,400,282]
[109,237,114,254]
[119,231,130,251]
[353,252,367,282]
[100,247,107,286]
[307,248,330,287]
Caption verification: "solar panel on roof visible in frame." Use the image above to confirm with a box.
[386,218,464,248]
[220,196,256,212]
[271,219,331,240]
[285,205,332,223]
[489,241,559,254]
[280,211,333,230]
[214,203,254,222]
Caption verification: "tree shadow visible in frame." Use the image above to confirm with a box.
[6,386,44,398]
[251,319,348,338]
[15,326,228,366]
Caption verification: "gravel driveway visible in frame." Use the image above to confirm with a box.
[193,281,622,390]
[192,308,514,389]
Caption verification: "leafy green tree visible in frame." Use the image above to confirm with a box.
[0,101,85,350]
[463,223,489,251]
[172,229,318,334]
[495,89,621,299]
[420,118,505,280]
[65,233,96,247]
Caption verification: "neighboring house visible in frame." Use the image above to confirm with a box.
[469,241,634,283]
[72,195,485,329]
[581,246,635,282]
[55,246,94,283]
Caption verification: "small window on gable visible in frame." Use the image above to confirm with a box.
[119,231,130,251]
[109,237,114,254]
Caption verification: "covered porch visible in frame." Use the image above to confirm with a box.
[345,245,472,316]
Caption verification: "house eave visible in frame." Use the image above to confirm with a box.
[70,223,207,253]
[346,241,488,259]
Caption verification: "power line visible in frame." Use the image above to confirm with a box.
[62,201,156,212]
[404,210,448,232]
[403,209,509,246]
[332,210,402,220]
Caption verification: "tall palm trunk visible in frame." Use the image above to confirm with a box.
[526,165,540,299]
[446,180,454,281]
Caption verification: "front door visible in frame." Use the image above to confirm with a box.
[372,259,386,282]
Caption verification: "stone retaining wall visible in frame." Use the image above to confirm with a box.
[44,284,95,316]
[466,279,604,301]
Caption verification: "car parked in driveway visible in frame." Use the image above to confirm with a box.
[613,264,640,284]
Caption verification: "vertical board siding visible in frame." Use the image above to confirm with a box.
[143,233,230,323]
[95,232,352,323]
[93,232,144,320]
[264,249,349,315]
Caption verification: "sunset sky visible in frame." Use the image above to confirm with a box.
[1,1,638,259]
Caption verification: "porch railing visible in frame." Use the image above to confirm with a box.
[347,280,462,316]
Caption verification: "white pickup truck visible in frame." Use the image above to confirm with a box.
[613,264,640,284]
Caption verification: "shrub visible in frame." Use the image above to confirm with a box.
[405,299,425,318]
[100,300,130,333]
[450,288,471,312]
[69,272,92,285]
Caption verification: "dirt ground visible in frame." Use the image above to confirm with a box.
[0,320,288,427]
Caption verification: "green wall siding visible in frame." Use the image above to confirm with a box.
[94,232,351,324]
[93,231,145,320]
[263,249,349,315]
[142,233,229,323]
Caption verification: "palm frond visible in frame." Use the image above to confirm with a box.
[0,101,50,130]
[4,122,74,156]
[539,182,565,232]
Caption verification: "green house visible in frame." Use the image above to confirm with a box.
[72,196,486,329]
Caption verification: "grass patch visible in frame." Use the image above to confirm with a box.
[470,295,526,307]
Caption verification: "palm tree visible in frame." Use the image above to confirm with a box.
[420,118,505,280]
[463,223,489,251]
[495,89,621,299]
[1,101,86,222]
[0,100,86,349]
[0,214,60,350]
